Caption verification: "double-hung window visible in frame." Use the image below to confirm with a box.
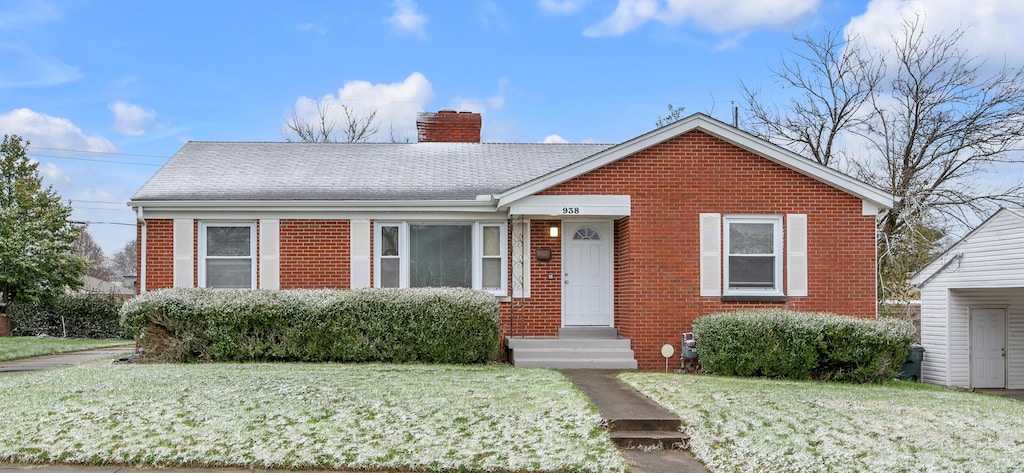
[723,216,782,295]
[199,222,256,289]
[375,222,507,295]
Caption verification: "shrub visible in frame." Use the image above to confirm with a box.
[119,287,501,364]
[7,294,128,339]
[693,309,915,383]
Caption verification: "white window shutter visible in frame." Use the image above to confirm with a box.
[511,219,530,298]
[172,219,194,288]
[699,213,721,296]
[259,219,280,290]
[787,214,808,297]
[350,220,371,289]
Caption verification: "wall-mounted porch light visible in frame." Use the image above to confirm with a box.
[549,225,559,238]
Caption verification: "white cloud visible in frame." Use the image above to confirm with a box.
[296,22,327,35]
[39,162,69,184]
[0,2,80,88]
[289,72,434,141]
[583,0,818,37]
[389,0,427,38]
[543,134,569,143]
[0,108,116,152]
[846,0,1024,64]
[109,101,156,136]
[451,78,509,114]
[539,0,584,15]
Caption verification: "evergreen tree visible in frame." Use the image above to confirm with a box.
[0,134,88,304]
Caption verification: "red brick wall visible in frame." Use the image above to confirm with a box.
[508,130,878,369]
[142,219,173,291]
[502,219,563,338]
[416,110,482,143]
[279,220,350,289]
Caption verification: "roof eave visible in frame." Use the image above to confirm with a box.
[128,199,500,213]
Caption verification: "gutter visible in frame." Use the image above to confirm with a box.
[136,206,146,294]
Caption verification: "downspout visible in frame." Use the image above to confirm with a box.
[137,206,147,294]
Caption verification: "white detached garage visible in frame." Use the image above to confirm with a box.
[911,208,1024,389]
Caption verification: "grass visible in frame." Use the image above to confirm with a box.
[0,337,132,362]
[0,363,627,472]
[620,372,1024,473]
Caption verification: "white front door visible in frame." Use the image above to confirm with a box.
[970,308,1007,389]
[562,221,612,326]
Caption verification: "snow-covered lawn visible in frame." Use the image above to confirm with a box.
[0,363,626,472]
[620,373,1024,472]
[0,337,131,361]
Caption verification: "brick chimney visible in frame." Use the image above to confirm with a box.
[416,110,482,143]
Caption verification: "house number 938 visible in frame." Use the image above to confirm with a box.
[562,207,580,214]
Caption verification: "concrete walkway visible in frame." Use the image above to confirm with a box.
[561,369,709,473]
[0,345,135,374]
[976,388,1024,402]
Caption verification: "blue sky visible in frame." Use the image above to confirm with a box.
[2,0,1022,255]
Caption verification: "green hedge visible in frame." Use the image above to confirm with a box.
[119,287,501,364]
[692,309,915,383]
[7,294,128,339]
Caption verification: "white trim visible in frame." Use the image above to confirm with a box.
[137,207,146,293]
[496,114,895,210]
[723,215,784,296]
[477,223,507,293]
[129,199,498,213]
[506,195,631,217]
[258,219,280,290]
[172,219,194,288]
[135,209,510,221]
[198,221,257,289]
[373,221,508,296]
[699,213,722,297]
[349,220,371,289]
[786,214,808,297]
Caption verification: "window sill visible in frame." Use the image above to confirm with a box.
[720,295,788,303]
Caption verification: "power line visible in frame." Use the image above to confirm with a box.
[31,147,170,159]
[69,200,126,205]
[27,153,163,167]
[78,221,136,227]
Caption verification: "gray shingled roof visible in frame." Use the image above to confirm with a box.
[132,142,613,201]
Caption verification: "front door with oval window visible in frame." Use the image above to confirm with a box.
[562,221,613,326]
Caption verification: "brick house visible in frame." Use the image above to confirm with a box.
[129,111,893,370]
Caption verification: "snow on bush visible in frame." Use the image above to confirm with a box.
[119,287,500,364]
[693,309,915,383]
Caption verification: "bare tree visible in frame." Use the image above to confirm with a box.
[743,16,1024,301]
[655,104,686,128]
[111,239,137,277]
[743,29,883,167]
[283,100,381,143]
[74,229,116,281]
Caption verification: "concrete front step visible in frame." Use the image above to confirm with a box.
[610,430,690,450]
[507,336,638,369]
[558,326,619,338]
[606,418,681,432]
[513,357,638,369]
[507,337,632,349]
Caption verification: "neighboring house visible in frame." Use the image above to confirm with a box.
[910,208,1024,389]
[75,276,135,300]
[129,111,893,370]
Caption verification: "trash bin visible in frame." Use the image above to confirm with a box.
[898,344,925,381]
